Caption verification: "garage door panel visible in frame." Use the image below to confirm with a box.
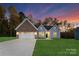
[19,33,35,39]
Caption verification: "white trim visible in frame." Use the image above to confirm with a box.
[27,19,38,30]
[15,18,38,30]
[49,25,60,31]
[38,24,47,31]
[44,25,53,31]
[15,18,27,30]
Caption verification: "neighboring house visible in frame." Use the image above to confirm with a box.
[15,18,60,39]
[74,27,79,40]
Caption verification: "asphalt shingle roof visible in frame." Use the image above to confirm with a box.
[44,25,53,30]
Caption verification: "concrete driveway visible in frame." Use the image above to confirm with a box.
[0,39,36,56]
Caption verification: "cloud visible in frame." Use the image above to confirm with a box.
[24,3,79,23]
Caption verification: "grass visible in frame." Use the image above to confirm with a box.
[0,37,16,42]
[33,39,79,56]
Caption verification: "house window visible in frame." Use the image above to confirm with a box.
[39,32,45,37]
[53,32,57,38]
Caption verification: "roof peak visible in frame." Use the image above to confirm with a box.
[15,17,38,30]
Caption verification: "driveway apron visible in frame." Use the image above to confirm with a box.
[0,39,36,56]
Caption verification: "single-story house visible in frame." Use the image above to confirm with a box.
[15,18,60,39]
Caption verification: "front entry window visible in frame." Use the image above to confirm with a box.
[53,32,57,39]
[39,32,45,38]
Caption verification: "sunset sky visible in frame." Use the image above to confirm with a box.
[0,3,79,23]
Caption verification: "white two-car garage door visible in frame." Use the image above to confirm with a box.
[19,32,35,39]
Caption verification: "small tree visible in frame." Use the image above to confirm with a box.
[19,12,26,22]
[8,6,20,36]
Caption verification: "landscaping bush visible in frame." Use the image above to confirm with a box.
[61,32,74,39]
[0,34,16,37]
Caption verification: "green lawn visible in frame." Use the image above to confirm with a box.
[33,39,79,56]
[0,37,16,42]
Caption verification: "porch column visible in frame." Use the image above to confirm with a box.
[57,31,60,39]
[37,32,39,39]
[50,31,53,39]
[44,32,46,39]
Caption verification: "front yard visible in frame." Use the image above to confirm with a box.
[0,37,16,42]
[33,39,79,56]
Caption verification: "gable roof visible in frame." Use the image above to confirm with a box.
[35,24,40,28]
[15,17,38,31]
[49,25,60,31]
[15,17,60,32]
[37,24,47,32]
[44,25,53,30]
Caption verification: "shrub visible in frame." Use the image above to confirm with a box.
[61,32,74,39]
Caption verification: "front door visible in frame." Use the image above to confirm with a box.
[46,32,50,39]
